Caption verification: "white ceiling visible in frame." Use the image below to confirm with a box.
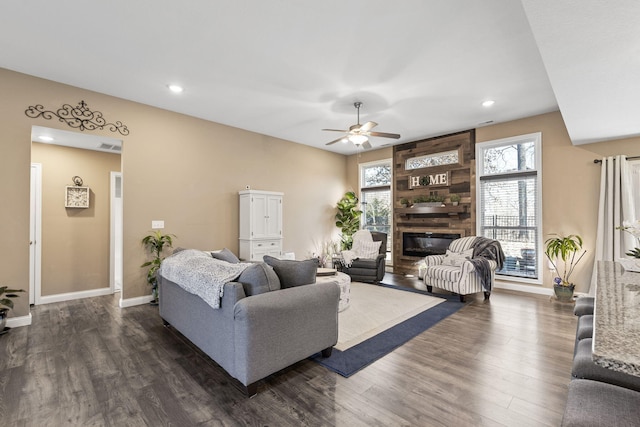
[2,1,638,154]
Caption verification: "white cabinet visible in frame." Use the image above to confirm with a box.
[239,190,283,261]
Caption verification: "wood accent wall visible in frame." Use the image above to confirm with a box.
[393,130,476,275]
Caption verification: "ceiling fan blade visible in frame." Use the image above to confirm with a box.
[359,121,378,132]
[362,140,373,150]
[368,131,401,139]
[325,136,346,146]
[322,128,349,133]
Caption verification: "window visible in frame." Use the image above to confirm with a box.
[360,160,392,261]
[406,149,459,170]
[476,133,542,283]
[630,159,640,216]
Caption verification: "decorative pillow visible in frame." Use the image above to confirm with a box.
[237,262,281,296]
[442,248,473,267]
[211,248,240,264]
[263,255,318,288]
[354,239,382,259]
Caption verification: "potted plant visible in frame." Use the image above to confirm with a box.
[335,191,362,250]
[141,231,175,305]
[450,193,461,206]
[413,194,446,207]
[617,220,640,258]
[0,286,25,332]
[400,198,410,208]
[544,234,586,301]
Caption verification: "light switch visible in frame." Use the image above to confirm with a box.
[152,220,164,229]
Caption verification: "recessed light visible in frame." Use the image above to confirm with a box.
[167,84,184,93]
[482,100,495,107]
[38,135,54,142]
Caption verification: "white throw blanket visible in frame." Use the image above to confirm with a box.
[159,249,251,309]
[341,230,381,267]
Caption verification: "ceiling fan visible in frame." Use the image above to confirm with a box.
[323,102,401,149]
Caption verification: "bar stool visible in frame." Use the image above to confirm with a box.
[562,379,640,426]
[576,314,593,340]
[573,296,594,316]
[574,314,593,355]
[572,338,640,392]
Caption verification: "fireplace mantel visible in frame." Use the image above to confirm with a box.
[396,205,467,217]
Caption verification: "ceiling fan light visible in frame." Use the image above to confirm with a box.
[349,134,369,145]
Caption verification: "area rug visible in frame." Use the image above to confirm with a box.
[310,283,465,377]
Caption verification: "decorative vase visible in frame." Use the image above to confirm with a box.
[553,284,575,302]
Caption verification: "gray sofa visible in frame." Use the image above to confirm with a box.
[158,252,339,396]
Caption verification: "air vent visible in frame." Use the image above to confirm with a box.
[98,143,122,152]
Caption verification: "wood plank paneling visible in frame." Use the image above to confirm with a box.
[393,130,476,275]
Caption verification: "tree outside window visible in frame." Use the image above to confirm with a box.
[477,134,542,282]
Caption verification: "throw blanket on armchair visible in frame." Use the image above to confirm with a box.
[159,249,251,309]
[469,237,505,292]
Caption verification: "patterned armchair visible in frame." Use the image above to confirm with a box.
[418,236,504,302]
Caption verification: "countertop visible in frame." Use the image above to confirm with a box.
[593,260,640,377]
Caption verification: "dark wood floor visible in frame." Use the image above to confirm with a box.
[0,274,577,426]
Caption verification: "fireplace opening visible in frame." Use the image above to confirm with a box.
[402,232,461,257]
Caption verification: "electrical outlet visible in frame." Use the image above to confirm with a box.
[151,220,164,229]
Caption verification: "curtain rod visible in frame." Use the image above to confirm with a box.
[593,155,640,164]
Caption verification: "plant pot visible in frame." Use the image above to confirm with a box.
[452,201,459,206]
[0,308,8,331]
[413,202,444,208]
[553,284,575,302]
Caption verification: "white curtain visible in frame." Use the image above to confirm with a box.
[630,160,640,214]
[590,155,636,294]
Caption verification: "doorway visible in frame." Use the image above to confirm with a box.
[110,171,123,293]
[30,126,123,304]
[29,163,42,305]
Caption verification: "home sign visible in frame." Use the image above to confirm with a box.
[408,172,450,189]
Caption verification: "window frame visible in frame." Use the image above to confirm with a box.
[359,158,393,263]
[475,132,543,285]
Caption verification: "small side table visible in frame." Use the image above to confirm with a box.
[316,271,351,312]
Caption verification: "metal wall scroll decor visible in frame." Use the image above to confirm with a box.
[25,100,130,136]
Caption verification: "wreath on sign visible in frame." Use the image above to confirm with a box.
[419,176,430,186]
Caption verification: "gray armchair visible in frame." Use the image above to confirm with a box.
[339,231,387,283]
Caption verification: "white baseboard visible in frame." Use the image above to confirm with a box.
[119,294,154,308]
[38,287,114,305]
[7,313,32,328]
[494,280,554,296]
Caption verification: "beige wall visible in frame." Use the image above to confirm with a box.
[5,65,639,316]
[349,112,640,293]
[31,143,121,295]
[1,67,347,316]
